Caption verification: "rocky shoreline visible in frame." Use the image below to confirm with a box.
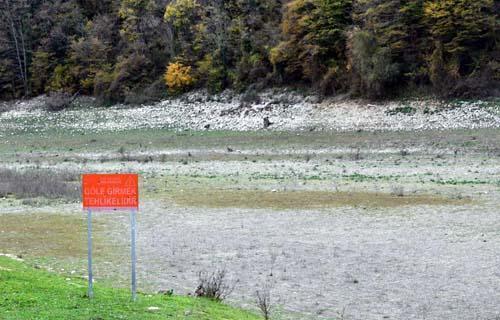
[1,90,499,133]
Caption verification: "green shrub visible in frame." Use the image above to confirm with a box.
[47,64,78,93]
[348,30,400,98]
[197,54,226,93]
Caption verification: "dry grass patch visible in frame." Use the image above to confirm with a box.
[170,189,471,209]
[0,213,103,258]
[0,168,79,200]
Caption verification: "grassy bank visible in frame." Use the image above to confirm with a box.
[0,256,259,320]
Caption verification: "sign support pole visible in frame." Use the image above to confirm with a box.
[87,208,94,299]
[130,209,137,301]
[83,173,139,300]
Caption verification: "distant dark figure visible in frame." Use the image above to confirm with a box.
[263,117,273,129]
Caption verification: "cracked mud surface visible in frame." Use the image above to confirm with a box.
[0,128,499,319]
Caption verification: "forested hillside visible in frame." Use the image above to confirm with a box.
[1,0,498,102]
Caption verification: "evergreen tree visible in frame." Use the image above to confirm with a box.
[423,0,498,95]
[270,0,352,93]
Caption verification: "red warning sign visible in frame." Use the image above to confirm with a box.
[82,174,138,209]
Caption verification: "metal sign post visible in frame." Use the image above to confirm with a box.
[82,173,139,301]
[130,209,137,301]
[87,208,94,299]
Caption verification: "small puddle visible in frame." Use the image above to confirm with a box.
[170,189,470,209]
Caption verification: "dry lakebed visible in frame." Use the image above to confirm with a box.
[0,97,499,320]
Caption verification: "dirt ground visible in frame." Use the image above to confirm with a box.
[0,128,499,319]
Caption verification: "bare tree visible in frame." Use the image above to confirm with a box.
[256,286,272,320]
[0,0,31,96]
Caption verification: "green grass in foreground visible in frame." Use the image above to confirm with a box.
[0,256,259,320]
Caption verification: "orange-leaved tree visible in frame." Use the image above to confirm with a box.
[164,62,195,93]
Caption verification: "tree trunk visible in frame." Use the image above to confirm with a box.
[8,17,27,97]
[19,20,29,96]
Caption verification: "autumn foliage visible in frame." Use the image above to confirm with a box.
[0,0,498,101]
[164,62,195,93]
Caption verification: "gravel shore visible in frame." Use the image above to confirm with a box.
[1,90,499,134]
